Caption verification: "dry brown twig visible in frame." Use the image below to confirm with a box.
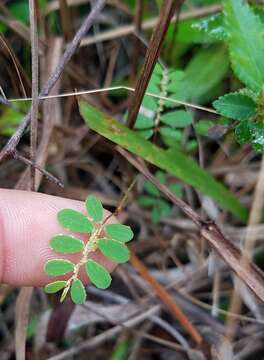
[0,0,106,163]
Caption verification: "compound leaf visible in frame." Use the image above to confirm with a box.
[70,279,86,304]
[223,0,264,92]
[50,235,84,254]
[44,281,67,294]
[85,195,103,222]
[213,92,256,120]
[105,224,133,243]
[58,209,93,233]
[85,259,112,289]
[97,239,130,263]
[44,259,74,276]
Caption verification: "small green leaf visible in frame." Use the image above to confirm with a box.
[213,93,256,120]
[169,183,183,197]
[194,120,214,136]
[105,224,133,243]
[144,180,160,197]
[97,239,130,263]
[58,209,93,233]
[44,281,67,294]
[138,195,156,207]
[50,235,84,254]
[85,259,112,289]
[70,279,86,304]
[85,195,103,222]
[161,110,192,128]
[44,259,74,276]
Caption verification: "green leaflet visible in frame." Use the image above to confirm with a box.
[86,195,103,222]
[79,101,248,222]
[97,239,130,263]
[44,281,67,294]
[70,279,86,304]
[105,224,134,243]
[85,259,112,289]
[50,235,85,254]
[223,0,264,92]
[44,259,74,276]
[58,209,93,233]
[213,92,256,120]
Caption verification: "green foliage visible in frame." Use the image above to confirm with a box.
[50,235,84,254]
[85,259,112,289]
[70,279,86,305]
[79,101,248,222]
[138,170,183,224]
[105,224,133,243]
[213,92,256,120]
[97,239,130,263]
[58,209,94,233]
[86,195,103,222]
[223,0,264,93]
[0,101,30,136]
[44,259,75,276]
[44,195,134,304]
[184,45,229,102]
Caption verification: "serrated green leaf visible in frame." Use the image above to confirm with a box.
[161,110,192,128]
[85,259,112,289]
[79,101,248,222]
[50,235,84,254]
[105,224,133,243]
[223,0,264,92]
[213,92,256,120]
[44,259,74,276]
[235,120,253,144]
[97,239,130,263]
[44,281,67,294]
[86,195,103,222]
[58,209,93,233]
[70,279,86,304]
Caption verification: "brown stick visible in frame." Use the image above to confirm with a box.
[0,0,106,162]
[126,0,182,128]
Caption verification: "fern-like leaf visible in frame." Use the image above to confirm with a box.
[223,0,264,93]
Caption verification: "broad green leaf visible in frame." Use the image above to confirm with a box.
[44,281,67,294]
[185,45,229,102]
[44,259,74,276]
[10,1,29,24]
[70,279,86,304]
[136,129,154,139]
[223,0,264,92]
[97,239,130,263]
[213,92,256,120]
[85,195,103,222]
[105,224,133,243]
[134,114,154,130]
[161,110,192,128]
[50,235,84,254]
[85,259,112,289]
[58,209,93,233]
[79,101,248,222]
